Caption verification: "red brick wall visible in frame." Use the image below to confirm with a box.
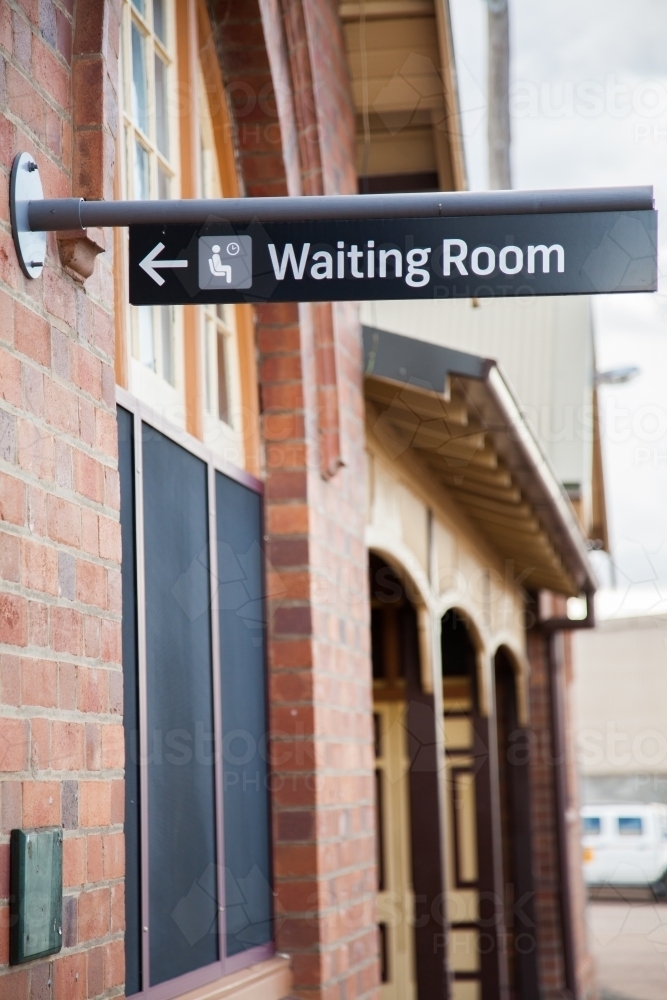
[561,630,597,1000]
[210,3,377,998]
[527,625,597,1000]
[526,627,568,997]
[0,1,123,996]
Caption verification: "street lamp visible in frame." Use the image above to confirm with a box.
[595,366,641,385]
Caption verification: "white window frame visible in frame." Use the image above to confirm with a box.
[120,0,184,407]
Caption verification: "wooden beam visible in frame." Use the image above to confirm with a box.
[340,1,434,20]
[452,491,534,521]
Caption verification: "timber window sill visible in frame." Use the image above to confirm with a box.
[174,956,292,1000]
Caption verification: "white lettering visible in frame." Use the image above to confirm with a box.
[367,241,375,278]
[527,244,564,273]
[471,246,495,276]
[268,242,311,280]
[499,245,523,275]
[442,239,468,276]
[337,241,344,278]
[405,248,431,287]
[379,248,402,278]
[347,245,364,278]
[310,250,332,280]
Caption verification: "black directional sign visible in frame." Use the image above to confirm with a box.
[129,210,657,305]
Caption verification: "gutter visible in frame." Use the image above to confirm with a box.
[485,367,597,596]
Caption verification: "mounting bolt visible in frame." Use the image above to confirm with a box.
[10,152,46,279]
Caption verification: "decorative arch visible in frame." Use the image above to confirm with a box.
[368,550,450,999]
[439,603,509,994]
[440,603,491,715]
[367,536,432,608]
[492,639,530,726]
[368,542,436,694]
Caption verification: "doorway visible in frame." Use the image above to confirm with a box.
[370,555,448,1000]
[442,610,510,1000]
[494,648,539,1000]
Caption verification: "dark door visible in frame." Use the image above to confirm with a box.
[494,649,540,1000]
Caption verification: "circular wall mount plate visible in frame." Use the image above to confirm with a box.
[10,152,46,279]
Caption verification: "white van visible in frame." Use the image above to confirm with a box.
[581,803,667,897]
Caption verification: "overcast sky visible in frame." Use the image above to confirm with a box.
[450,0,667,613]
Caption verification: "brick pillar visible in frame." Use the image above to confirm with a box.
[259,297,376,1000]
[0,1,123,996]
[558,630,597,1000]
[527,625,597,1000]
[210,3,377,996]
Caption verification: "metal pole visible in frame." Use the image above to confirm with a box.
[487,0,512,190]
[28,186,654,232]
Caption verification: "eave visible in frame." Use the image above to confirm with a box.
[363,326,598,597]
[339,0,467,192]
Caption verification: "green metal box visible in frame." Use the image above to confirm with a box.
[10,828,63,965]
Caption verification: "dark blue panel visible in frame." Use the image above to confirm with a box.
[118,406,142,996]
[142,425,218,985]
[215,473,272,956]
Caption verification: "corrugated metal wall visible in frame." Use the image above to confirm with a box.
[573,615,667,781]
[361,295,594,493]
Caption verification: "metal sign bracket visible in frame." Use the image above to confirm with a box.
[8,152,657,304]
[10,152,47,279]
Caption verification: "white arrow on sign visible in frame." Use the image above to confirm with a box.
[139,242,188,286]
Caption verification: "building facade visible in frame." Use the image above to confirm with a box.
[574,613,667,807]
[0,2,598,1000]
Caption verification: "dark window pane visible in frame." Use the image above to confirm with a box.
[215,473,272,956]
[154,54,169,157]
[118,407,142,996]
[153,0,166,43]
[379,923,390,983]
[158,166,170,201]
[131,23,148,135]
[375,768,385,892]
[133,140,150,203]
[142,425,219,984]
